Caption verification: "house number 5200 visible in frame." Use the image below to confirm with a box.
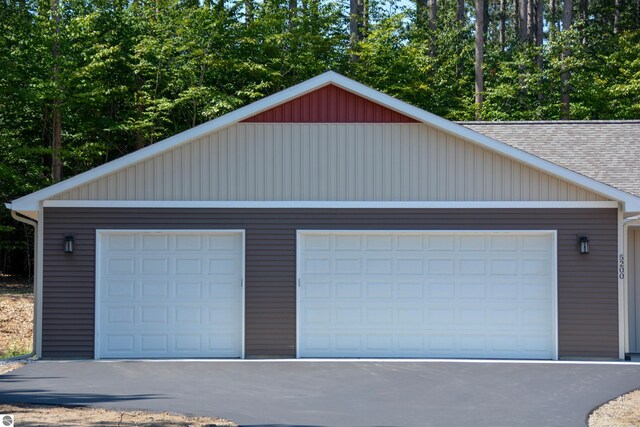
[619,254,625,279]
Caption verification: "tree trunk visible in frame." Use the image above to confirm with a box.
[418,0,437,56]
[245,0,253,23]
[430,0,437,56]
[518,0,529,42]
[536,0,544,101]
[483,0,489,35]
[528,0,536,42]
[457,0,465,22]
[580,0,587,22]
[364,0,369,34]
[580,0,587,42]
[349,0,366,58]
[289,0,297,27]
[613,0,620,33]
[499,0,506,49]
[549,0,556,40]
[536,0,544,46]
[456,0,465,78]
[475,0,485,118]
[135,75,145,150]
[560,0,572,119]
[430,0,437,32]
[51,0,62,182]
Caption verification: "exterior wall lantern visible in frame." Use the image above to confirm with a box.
[578,236,589,254]
[64,235,74,254]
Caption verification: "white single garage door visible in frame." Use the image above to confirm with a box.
[96,230,244,359]
[297,231,556,359]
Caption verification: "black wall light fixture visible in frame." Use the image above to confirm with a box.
[578,236,589,254]
[64,235,74,254]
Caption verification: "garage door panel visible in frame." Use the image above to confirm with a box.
[97,231,243,358]
[301,332,553,358]
[174,281,201,298]
[106,280,135,298]
[175,235,202,250]
[175,306,202,323]
[106,334,134,353]
[106,306,135,325]
[140,334,168,351]
[141,258,169,275]
[102,332,241,358]
[107,258,135,275]
[107,234,136,250]
[298,231,556,359]
[141,280,170,298]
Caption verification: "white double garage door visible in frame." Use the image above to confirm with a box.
[97,230,557,359]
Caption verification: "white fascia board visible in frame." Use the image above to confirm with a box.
[42,200,619,209]
[10,71,640,212]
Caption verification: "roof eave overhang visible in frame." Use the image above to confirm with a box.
[9,71,640,213]
[5,203,38,221]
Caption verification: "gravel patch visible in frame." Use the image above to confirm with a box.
[0,275,34,358]
[0,403,237,426]
[589,389,640,426]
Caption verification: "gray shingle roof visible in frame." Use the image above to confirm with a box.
[460,120,640,198]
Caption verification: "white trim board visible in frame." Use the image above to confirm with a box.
[35,203,43,358]
[42,200,620,209]
[94,229,246,360]
[619,207,626,359]
[295,229,559,360]
[9,71,640,214]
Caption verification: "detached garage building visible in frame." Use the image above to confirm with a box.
[8,72,640,361]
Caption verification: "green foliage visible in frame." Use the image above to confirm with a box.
[601,31,640,119]
[348,11,475,119]
[1,341,32,359]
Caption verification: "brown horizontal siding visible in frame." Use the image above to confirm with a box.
[42,207,618,359]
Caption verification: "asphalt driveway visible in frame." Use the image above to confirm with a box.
[1,360,640,427]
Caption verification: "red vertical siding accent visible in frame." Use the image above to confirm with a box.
[241,84,418,123]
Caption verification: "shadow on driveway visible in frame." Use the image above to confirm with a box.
[0,374,63,383]
[0,388,162,406]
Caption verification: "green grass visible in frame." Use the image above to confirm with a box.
[1,342,32,359]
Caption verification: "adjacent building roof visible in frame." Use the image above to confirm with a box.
[462,121,640,199]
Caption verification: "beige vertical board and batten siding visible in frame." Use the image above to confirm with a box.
[53,124,607,202]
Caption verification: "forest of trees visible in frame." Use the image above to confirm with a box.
[1,0,639,276]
